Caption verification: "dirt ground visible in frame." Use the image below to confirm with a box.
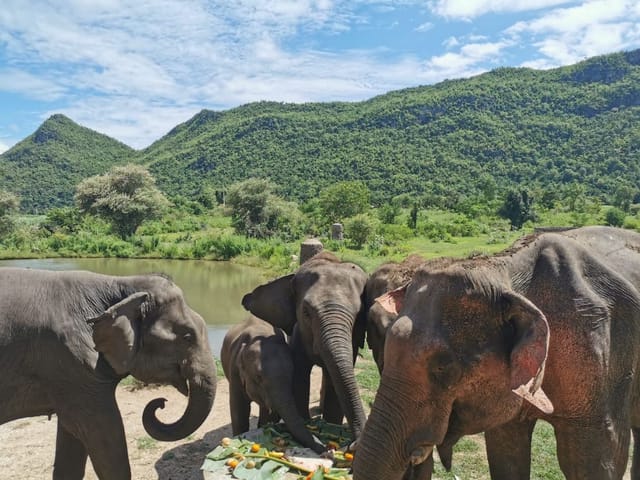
[0,369,324,480]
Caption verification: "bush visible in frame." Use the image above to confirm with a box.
[605,207,626,227]
[345,214,377,249]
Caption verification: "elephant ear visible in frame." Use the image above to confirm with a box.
[87,292,149,375]
[374,283,409,316]
[503,291,554,414]
[242,274,297,335]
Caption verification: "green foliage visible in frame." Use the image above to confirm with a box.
[226,178,304,239]
[0,114,134,212]
[125,48,640,213]
[5,50,640,217]
[319,181,371,224]
[0,190,19,236]
[408,203,419,230]
[498,189,536,229]
[605,207,626,226]
[345,214,376,249]
[75,164,170,238]
[43,207,83,233]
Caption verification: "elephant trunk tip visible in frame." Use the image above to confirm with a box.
[142,376,216,442]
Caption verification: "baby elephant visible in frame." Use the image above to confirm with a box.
[221,316,325,453]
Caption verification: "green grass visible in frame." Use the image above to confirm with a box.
[136,436,159,450]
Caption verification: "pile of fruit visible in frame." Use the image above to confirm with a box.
[201,418,354,479]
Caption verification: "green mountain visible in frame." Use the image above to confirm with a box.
[4,48,640,213]
[0,114,135,212]
[140,48,640,206]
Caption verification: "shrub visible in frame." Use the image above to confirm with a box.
[605,207,626,227]
[345,214,377,249]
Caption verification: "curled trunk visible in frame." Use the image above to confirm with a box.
[143,372,216,441]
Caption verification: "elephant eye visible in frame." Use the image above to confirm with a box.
[429,352,461,387]
[181,330,195,343]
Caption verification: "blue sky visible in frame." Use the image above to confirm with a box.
[1,0,639,152]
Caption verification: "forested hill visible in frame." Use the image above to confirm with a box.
[5,48,640,213]
[0,114,134,212]
[141,48,640,205]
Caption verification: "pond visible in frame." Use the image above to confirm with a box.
[0,257,268,357]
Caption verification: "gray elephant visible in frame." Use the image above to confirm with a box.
[354,226,640,480]
[242,251,368,441]
[0,268,217,480]
[221,315,325,453]
[366,254,425,373]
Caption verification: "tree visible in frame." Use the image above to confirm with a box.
[605,207,625,227]
[226,178,303,239]
[319,181,370,223]
[0,190,19,236]
[75,164,170,238]
[611,184,634,212]
[498,189,536,229]
[345,214,376,249]
[408,203,419,230]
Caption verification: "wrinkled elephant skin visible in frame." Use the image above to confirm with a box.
[354,226,640,480]
[0,268,217,480]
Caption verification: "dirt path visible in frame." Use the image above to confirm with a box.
[0,369,323,480]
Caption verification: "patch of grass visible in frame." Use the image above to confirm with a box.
[119,375,152,391]
[136,436,159,450]
[355,347,380,413]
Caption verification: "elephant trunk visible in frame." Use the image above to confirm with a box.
[269,384,325,453]
[352,380,412,480]
[142,361,217,442]
[319,311,367,439]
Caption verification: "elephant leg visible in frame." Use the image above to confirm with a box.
[53,423,88,480]
[320,368,344,425]
[485,418,536,480]
[554,417,630,480]
[291,331,313,420]
[229,382,252,435]
[57,399,131,480]
[632,428,640,479]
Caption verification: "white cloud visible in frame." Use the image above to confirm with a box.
[415,22,434,32]
[506,0,640,66]
[1,0,640,148]
[429,0,578,19]
[0,140,9,154]
[0,70,66,101]
[428,41,509,69]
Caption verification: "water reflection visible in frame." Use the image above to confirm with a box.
[0,258,267,356]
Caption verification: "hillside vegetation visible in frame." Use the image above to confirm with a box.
[0,115,134,212]
[142,48,640,205]
[2,49,640,213]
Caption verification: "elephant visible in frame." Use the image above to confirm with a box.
[354,226,640,480]
[220,315,325,453]
[241,251,369,442]
[0,268,217,480]
[365,254,425,373]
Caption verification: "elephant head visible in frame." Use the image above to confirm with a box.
[221,316,326,453]
[89,274,217,441]
[353,261,552,479]
[242,252,368,440]
[365,254,425,373]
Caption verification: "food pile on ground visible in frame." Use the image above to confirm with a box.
[201,418,353,479]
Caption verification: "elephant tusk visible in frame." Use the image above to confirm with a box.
[410,445,434,466]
